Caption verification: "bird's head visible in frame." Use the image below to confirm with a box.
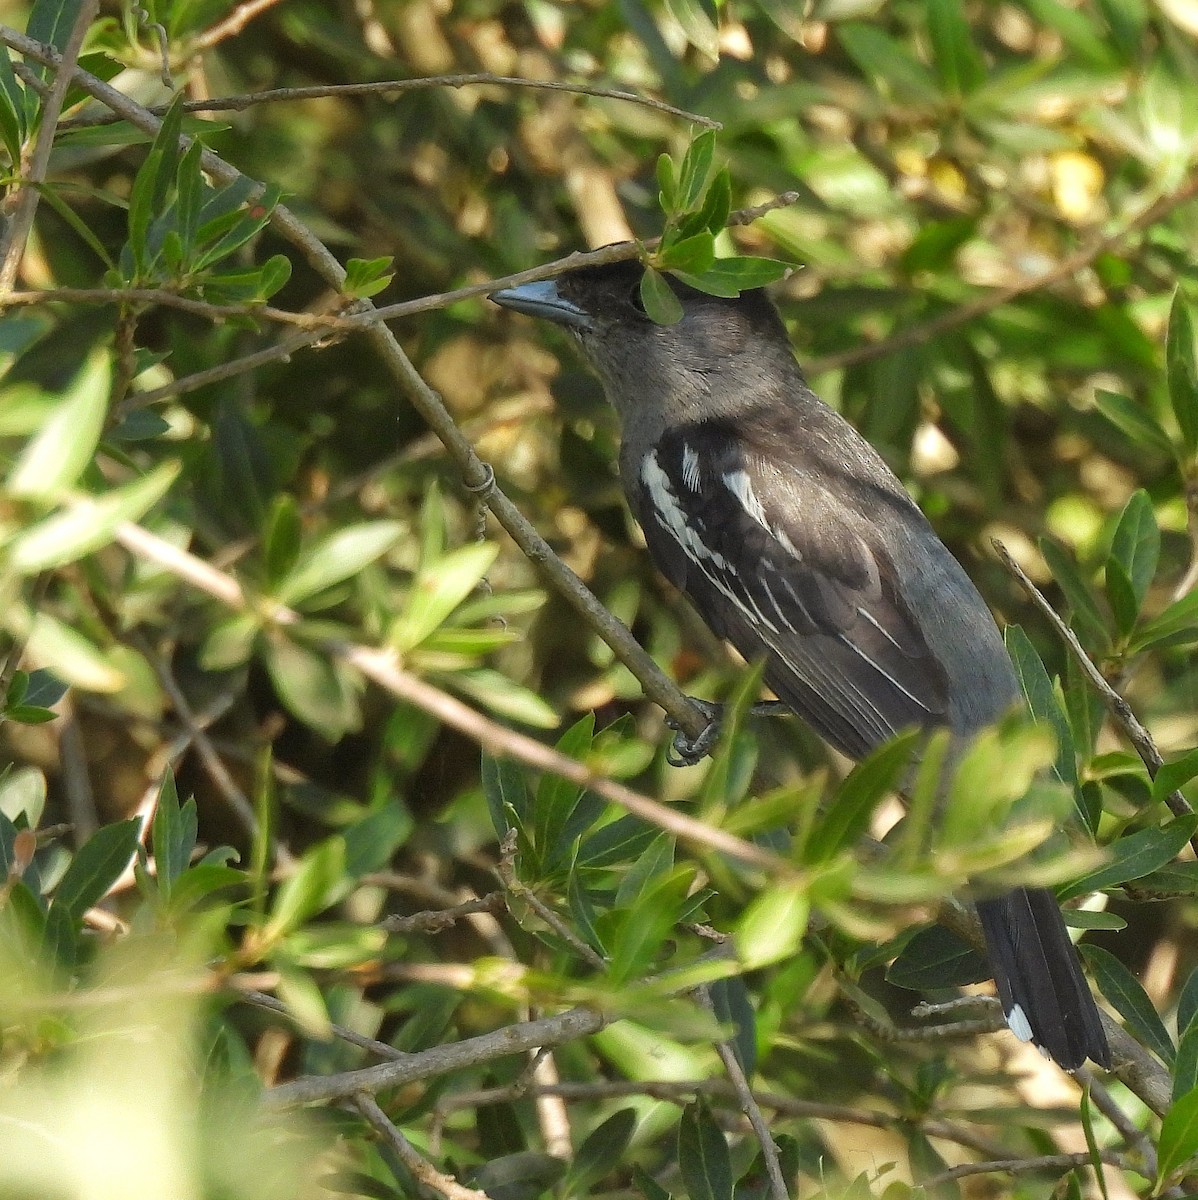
[491,259,795,426]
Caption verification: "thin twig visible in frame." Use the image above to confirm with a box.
[265,1005,608,1108]
[132,631,265,847]
[191,0,285,49]
[696,981,790,1200]
[380,892,506,935]
[354,1093,495,1200]
[1074,1066,1158,1179]
[58,74,721,129]
[0,0,99,292]
[496,832,607,971]
[237,987,409,1062]
[992,538,1198,845]
[919,1150,1128,1190]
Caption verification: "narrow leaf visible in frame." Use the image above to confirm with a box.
[1082,943,1174,1064]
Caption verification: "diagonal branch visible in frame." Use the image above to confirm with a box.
[0,0,99,292]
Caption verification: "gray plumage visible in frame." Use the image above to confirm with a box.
[492,260,1109,1070]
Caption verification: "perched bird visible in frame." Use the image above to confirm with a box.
[491,259,1110,1070]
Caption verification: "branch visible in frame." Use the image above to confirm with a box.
[0,0,99,292]
[0,30,711,744]
[264,1005,607,1108]
[58,74,721,129]
[111,518,791,875]
[354,1092,496,1200]
[697,980,790,1200]
[919,1151,1129,1191]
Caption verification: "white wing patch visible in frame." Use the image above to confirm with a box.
[1006,1003,1034,1043]
[722,469,769,529]
[681,443,702,492]
[641,450,779,633]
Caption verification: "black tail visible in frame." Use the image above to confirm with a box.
[975,887,1110,1070]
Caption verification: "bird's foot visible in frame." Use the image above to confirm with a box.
[665,699,791,766]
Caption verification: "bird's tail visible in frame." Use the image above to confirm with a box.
[975,887,1110,1070]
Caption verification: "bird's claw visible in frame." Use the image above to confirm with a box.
[666,698,793,766]
[666,698,724,767]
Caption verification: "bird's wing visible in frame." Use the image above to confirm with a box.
[635,421,949,760]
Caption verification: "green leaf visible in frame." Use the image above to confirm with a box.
[389,541,498,648]
[656,153,678,212]
[1104,557,1139,636]
[1152,749,1198,804]
[677,1099,733,1200]
[1004,625,1078,792]
[1175,1024,1198,1103]
[126,96,185,276]
[0,45,26,163]
[263,637,361,740]
[805,731,919,862]
[7,350,110,499]
[151,769,197,901]
[1082,943,1174,1064]
[278,520,403,605]
[836,23,941,104]
[9,459,181,573]
[607,864,693,984]
[1039,537,1109,648]
[565,1109,637,1194]
[640,267,683,325]
[927,0,985,94]
[1130,589,1198,653]
[450,669,558,728]
[257,254,292,299]
[1158,1086,1198,1185]
[51,817,141,922]
[344,255,395,299]
[735,881,809,970]
[28,0,84,58]
[264,494,303,587]
[886,925,988,989]
[678,130,717,210]
[265,836,346,939]
[577,814,657,868]
[534,714,596,871]
[1167,291,1198,454]
[1058,817,1198,901]
[1179,965,1198,1037]
[1092,389,1174,458]
[709,975,757,1077]
[674,256,790,297]
[698,166,731,235]
[664,0,719,59]
[1109,489,1159,609]
[481,753,529,839]
[658,232,715,275]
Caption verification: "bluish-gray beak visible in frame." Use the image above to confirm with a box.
[490,279,594,331]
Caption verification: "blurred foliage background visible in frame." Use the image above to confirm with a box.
[6,0,1198,1196]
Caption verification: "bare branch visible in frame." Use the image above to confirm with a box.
[58,74,720,130]
[111,517,791,875]
[264,1005,607,1108]
[354,1093,497,1200]
[0,0,100,292]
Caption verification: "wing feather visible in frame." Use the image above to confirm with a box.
[635,418,948,760]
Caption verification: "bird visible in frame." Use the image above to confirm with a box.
[491,258,1110,1070]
